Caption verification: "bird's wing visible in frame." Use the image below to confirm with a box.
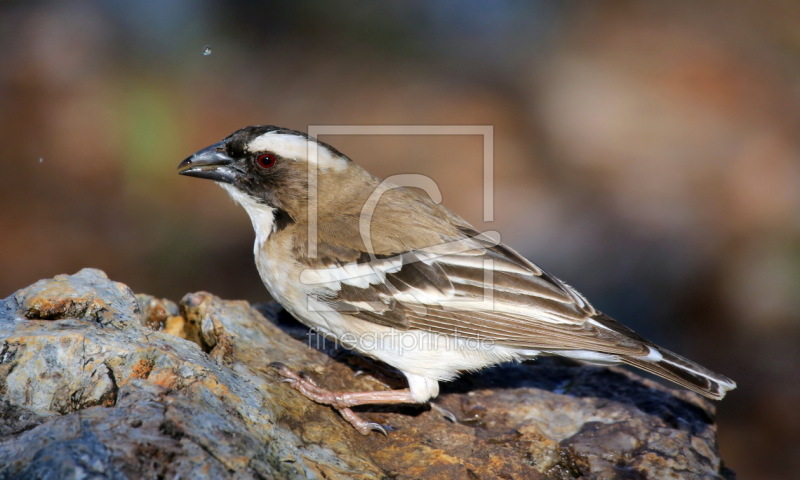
[299,226,650,356]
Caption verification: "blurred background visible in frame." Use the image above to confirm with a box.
[1,1,797,477]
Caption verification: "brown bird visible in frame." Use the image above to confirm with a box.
[178,125,736,434]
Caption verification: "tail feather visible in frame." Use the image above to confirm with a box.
[622,347,737,400]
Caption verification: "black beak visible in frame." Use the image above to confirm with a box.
[178,142,239,184]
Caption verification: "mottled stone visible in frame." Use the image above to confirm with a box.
[0,269,734,479]
[13,268,140,328]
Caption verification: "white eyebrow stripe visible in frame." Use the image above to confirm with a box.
[247,133,348,171]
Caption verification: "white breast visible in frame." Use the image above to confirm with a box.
[218,183,290,303]
[219,184,277,247]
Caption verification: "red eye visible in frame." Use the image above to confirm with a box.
[256,153,277,168]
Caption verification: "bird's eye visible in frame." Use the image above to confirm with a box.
[256,153,277,168]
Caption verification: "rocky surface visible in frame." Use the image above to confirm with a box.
[0,269,734,479]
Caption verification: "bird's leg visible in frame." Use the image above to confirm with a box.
[270,362,418,435]
[272,362,416,407]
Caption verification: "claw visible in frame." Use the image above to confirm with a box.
[268,361,287,370]
[430,402,458,423]
[441,409,458,423]
[368,423,389,436]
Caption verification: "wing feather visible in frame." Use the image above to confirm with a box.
[303,227,648,356]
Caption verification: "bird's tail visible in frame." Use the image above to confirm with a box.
[622,346,737,400]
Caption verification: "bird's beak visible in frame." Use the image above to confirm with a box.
[177,142,239,184]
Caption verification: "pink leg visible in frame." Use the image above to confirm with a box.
[270,362,418,435]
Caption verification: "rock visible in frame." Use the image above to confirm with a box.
[0,269,734,479]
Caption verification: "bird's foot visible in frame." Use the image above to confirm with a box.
[337,407,391,436]
[269,362,401,435]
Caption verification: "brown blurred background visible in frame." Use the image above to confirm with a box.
[1,1,798,477]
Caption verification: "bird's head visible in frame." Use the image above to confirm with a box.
[178,125,369,229]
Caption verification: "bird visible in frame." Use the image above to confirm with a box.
[178,125,736,434]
